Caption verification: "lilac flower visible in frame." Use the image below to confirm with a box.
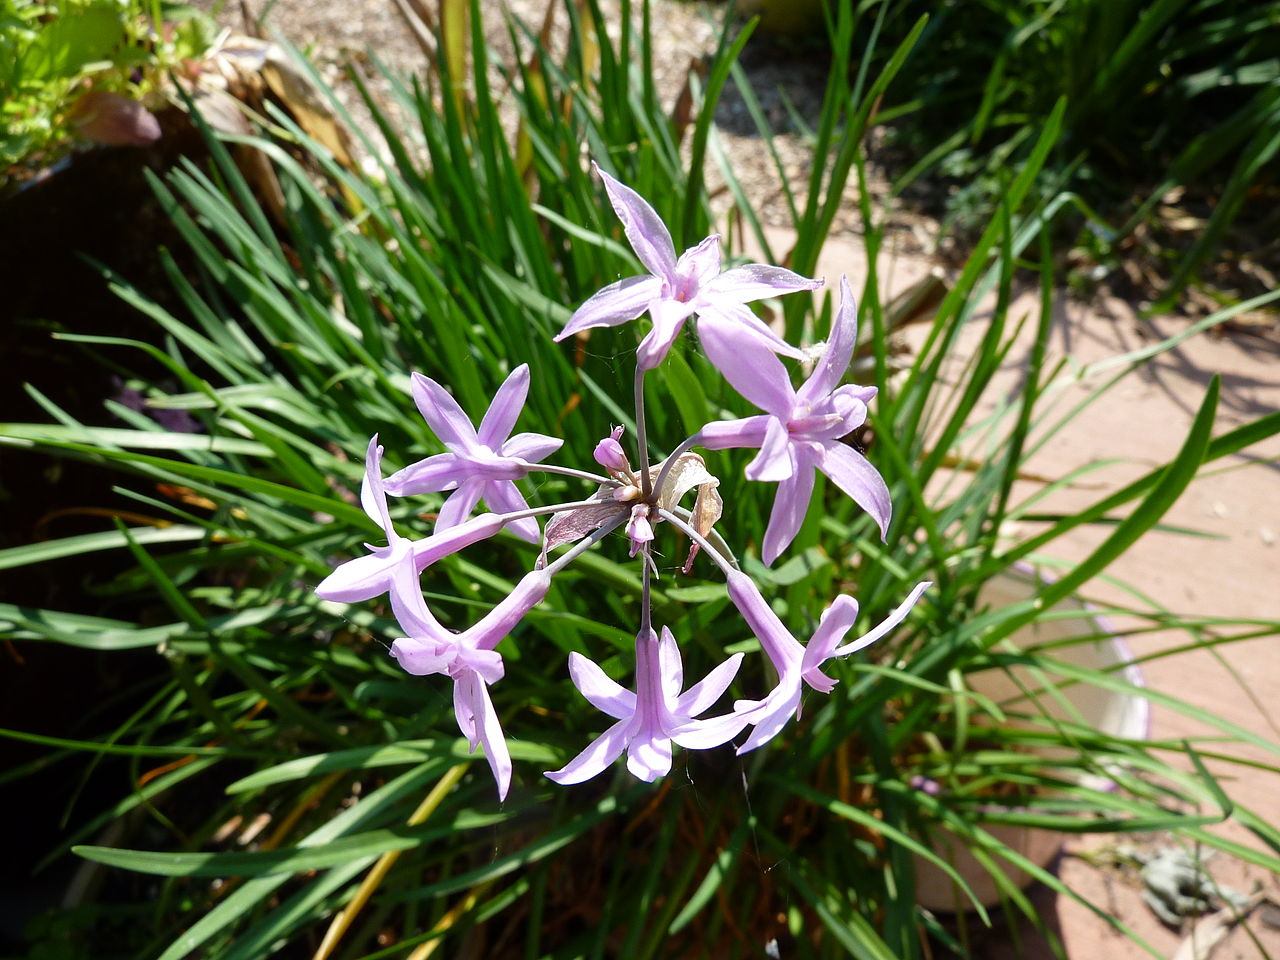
[384,365,562,542]
[554,164,822,370]
[699,276,891,565]
[315,437,505,620]
[727,571,931,753]
[391,570,552,799]
[546,626,748,784]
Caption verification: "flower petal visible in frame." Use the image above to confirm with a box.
[819,443,892,540]
[674,234,721,292]
[555,275,664,341]
[671,709,750,750]
[502,431,564,464]
[831,581,932,657]
[697,311,796,417]
[410,373,479,453]
[798,276,859,404]
[636,297,697,370]
[456,672,513,800]
[698,415,771,451]
[705,262,823,304]
[595,162,677,281]
[436,479,485,532]
[761,458,816,565]
[567,652,636,719]
[545,717,633,785]
[676,652,744,718]
[477,364,529,450]
[382,451,463,496]
[314,548,400,603]
[800,595,859,694]
[698,300,805,360]
[744,418,795,484]
[359,437,395,535]
[657,626,684,704]
[480,479,540,542]
[735,678,803,754]
[390,636,454,675]
[626,732,672,782]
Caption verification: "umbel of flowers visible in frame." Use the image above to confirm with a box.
[317,163,930,799]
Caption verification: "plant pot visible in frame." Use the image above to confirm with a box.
[914,568,1150,911]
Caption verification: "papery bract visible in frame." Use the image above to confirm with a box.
[546,626,748,784]
[700,276,891,564]
[555,164,821,370]
[384,364,562,542]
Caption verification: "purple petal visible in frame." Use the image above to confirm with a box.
[383,451,463,496]
[390,636,454,675]
[315,547,401,604]
[359,437,395,535]
[705,262,823,304]
[455,672,512,800]
[744,418,795,484]
[389,575,447,640]
[411,373,478,453]
[556,275,665,341]
[761,459,816,566]
[697,301,805,360]
[436,479,485,532]
[676,652,744,717]
[502,432,563,464]
[818,443,891,540]
[636,297,697,370]
[698,414,771,451]
[697,311,796,417]
[480,479,540,542]
[477,364,529,449]
[567,652,636,719]
[673,234,722,294]
[545,717,633,785]
[671,709,751,750]
[626,732,672,782]
[800,595,860,694]
[656,627,684,703]
[798,276,859,404]
[831,581,932,657]
[735,679,803,754]
[594,162,677,281]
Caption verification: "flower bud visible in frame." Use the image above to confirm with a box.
[593,426,631,473]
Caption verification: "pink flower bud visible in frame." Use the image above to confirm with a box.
[593,426,631,473]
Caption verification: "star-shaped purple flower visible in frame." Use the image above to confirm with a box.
[555,163,822,370]
[314,437,506,620]
[383,364,562,542]
[727,571,932,753]
[391,570,552,800]
[698,276,891,564]
[546,626,748,784]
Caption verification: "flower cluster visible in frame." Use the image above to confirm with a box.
[317,163,930,799]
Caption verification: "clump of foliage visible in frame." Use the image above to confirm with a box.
[825,0,1280,305]
[1,0,214,178]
